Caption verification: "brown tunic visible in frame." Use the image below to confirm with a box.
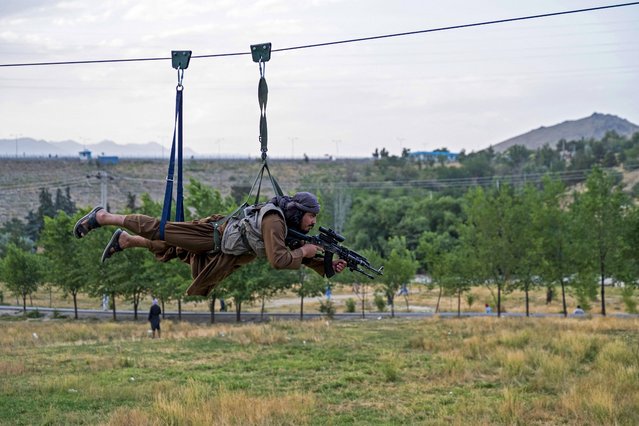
[122,211,324,296]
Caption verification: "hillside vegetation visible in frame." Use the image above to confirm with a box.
[3,128,639,224]
[0,158,360,223]
[3,130,639,320]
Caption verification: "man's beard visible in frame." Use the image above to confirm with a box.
[290,224,311,235]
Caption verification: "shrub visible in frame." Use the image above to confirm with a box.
[465,293,475,308]
[25,310,43,319]
[622,287,637,314]
[374,294,386,312]
[319,300,335,319]
[52,310,67,319]
[345,298,356,313]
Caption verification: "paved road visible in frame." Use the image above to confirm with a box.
[0,304,439,322]
[3,304,630,322]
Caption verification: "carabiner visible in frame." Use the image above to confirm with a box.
[176,68,185,90]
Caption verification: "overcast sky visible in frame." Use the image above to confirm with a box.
[1,0,638,158]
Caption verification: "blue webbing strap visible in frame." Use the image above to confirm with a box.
[176,85,184,223]
[159,83,185,239]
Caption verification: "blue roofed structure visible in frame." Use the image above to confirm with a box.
[409,150,459,162]
[79,149,92,160]
[97,155,119,165]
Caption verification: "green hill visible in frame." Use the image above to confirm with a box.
[0,158,368,223]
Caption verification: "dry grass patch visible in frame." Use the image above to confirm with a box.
[0,320,146,348]
[0,359,26,375]
[106,380,314,426]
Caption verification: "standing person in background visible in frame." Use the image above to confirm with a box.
[102,294,109,311]
[148,299,162,338]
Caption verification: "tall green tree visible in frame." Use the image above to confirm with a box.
[186,178,235,219]
[224,259,269,322]
[0,218,34,256]
[40,212,91,319]
[117,248,154,320]
[255,267,296,320]
[379,236,418,317]
[570,168,630,315]
[509,184,543,317]
[293,268,326,320]
[0,244,44,311]
[25,188,56,241]
[534,177,572,316]
[417,231,458,313]
[147,260,191,320]
[620,204,639,298]
[463,185,520,316]
[54,187,77,215]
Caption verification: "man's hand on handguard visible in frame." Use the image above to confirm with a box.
[299,244,346,274]
[333,259,347,273]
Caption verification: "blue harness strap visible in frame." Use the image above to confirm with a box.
[160,69,186,239]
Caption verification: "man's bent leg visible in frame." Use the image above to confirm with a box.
[123,215,219,253]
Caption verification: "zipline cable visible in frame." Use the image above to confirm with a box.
[1,2,637,68]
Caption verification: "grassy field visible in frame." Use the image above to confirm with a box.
[1,314,639,425]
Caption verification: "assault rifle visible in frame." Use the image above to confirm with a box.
[287,226,384,279]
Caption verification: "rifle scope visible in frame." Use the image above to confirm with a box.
[319,226,345,243]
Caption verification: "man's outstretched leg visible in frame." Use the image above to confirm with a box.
[101,229,155,262]
[74,207,125,238]
[73,206,219,253]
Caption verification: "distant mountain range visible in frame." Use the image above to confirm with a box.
[491,113,639,153]
[2,113,638,157]
[0,138,198,158]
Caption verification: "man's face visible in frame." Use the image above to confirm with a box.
[299,212,317,233]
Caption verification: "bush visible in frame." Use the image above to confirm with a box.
[622,287,637,314]
[319,300,335,319]
[52,310,67,319]
[345,298,356,313]
[374,294,386,312]
[465,293,475,308]
[25,309,43,319]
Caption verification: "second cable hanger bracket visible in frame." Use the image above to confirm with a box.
[250,43,271,63]
[171,50,192,69]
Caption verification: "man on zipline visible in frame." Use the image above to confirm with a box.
[73,192,347,296]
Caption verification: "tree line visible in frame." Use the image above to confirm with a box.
[1,133,639,319]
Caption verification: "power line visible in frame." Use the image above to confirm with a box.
[1,2,637,68]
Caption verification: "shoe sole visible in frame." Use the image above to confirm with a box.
[101,228,123,263]
[73,206,103,239]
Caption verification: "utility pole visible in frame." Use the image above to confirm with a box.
[87,171,110,209]
[332,186,351,233]
[99,171,108,208]
[290,136,298,159]
[10,133,20,158]
[216,138,224,159]
[332,139,341,160]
